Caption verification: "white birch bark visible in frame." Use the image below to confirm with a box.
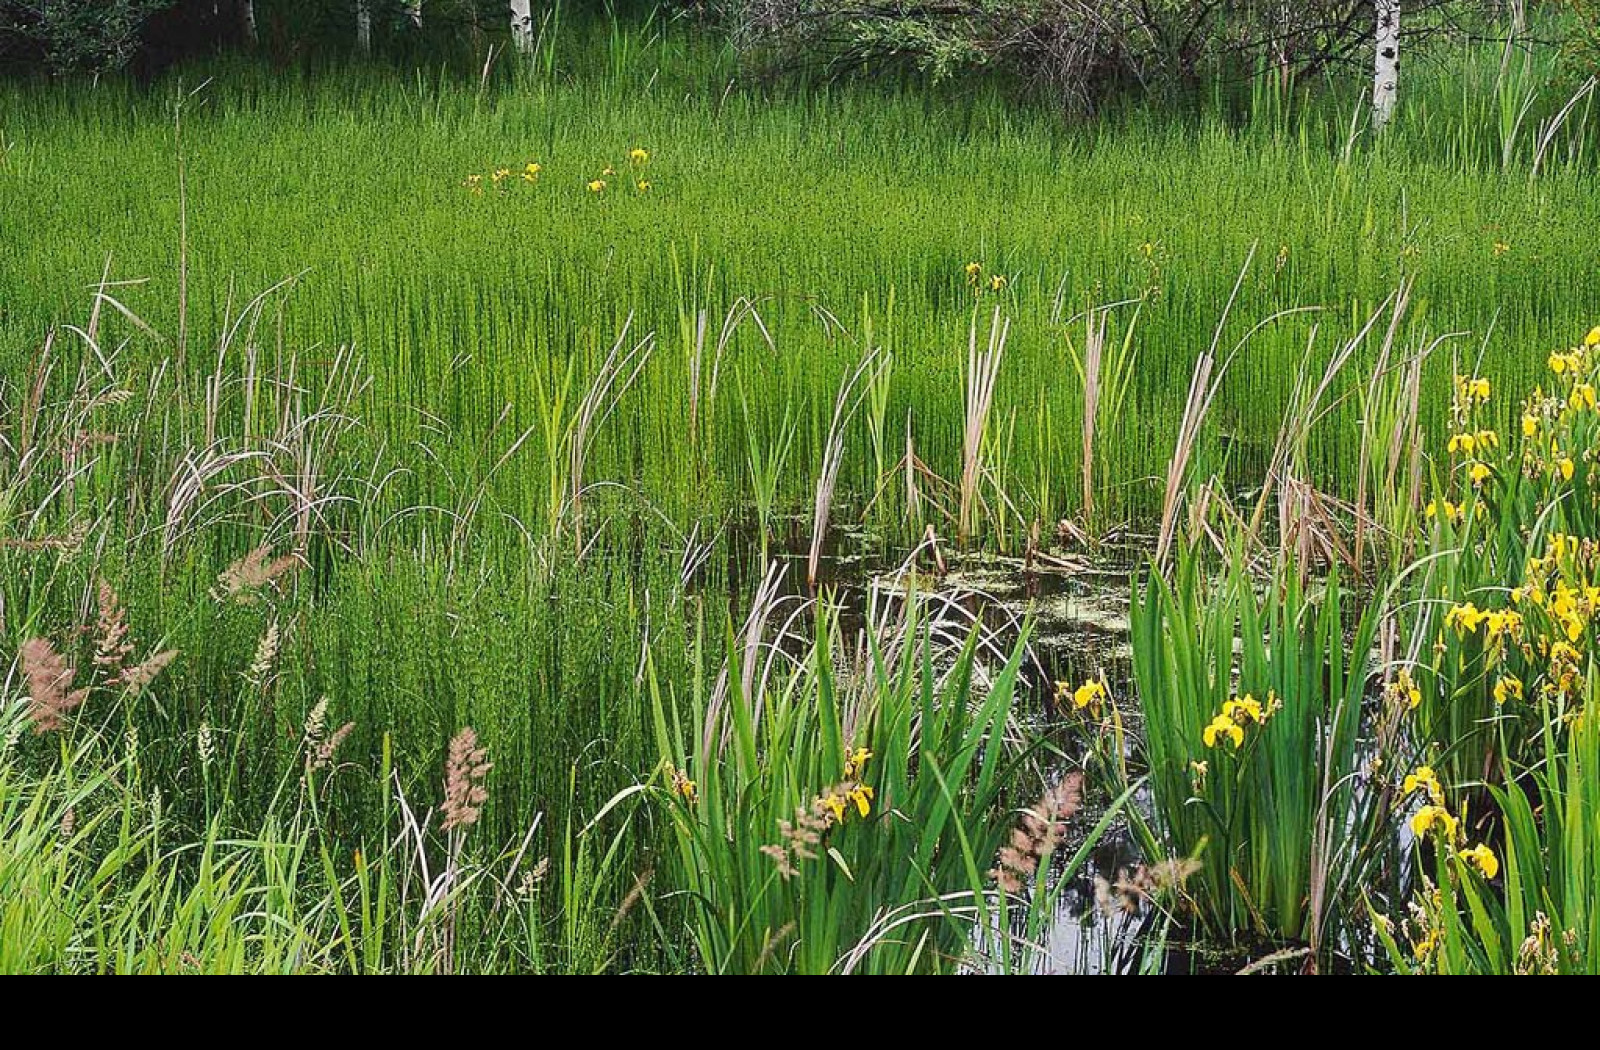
[407,0,423,29]
[356,0,372,54]
[510,0,535,54]
[240,0,257,46]
[1373,0,1400,131]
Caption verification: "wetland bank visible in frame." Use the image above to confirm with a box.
[2,2,1600,974]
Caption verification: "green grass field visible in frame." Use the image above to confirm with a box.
[2,10,1599,973]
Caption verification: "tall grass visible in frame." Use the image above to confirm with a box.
[1130,549,1391,957]
[4,6,1600,975]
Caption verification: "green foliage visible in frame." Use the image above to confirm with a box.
[0,0,175,73]
[1130,550,1389,951]
[647,600,1046,973]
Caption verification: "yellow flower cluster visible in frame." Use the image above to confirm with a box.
[1201,691,1276,749]
[1400,765,1499,879]
[1521,327,1599,485]
[1442,601,1522,644]
[465,149,653,198]
[464,161,542,195]
[819,782,874,822]
[597,146,651,194]
[812,745,876,823]
[1445,374,1498,488]
[1446,429,1498,456]
[1425,497,1469,524]
[963,261,1008,295]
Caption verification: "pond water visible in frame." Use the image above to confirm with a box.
[707,522,1211,972]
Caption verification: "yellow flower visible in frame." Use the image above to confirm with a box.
[1558,456,1575,482]
[1403,765,1445,805]
[1388,668,1422,710]
[587,179,607,193]
[1469,377,1490,402]
[1493,241,1510,257]
[964,261,982,284]
[1203,713,1244,749]
[668,765,698,804]
[1444,602,1487,635]
[844,746,873,779]
[1072,680,1108,714]
[847,783,874,818]
[1447,432,1475,455]
[523,162,542,182]
[464,173,484,194]
[1587,325,1600,347]
[821,792,847,823]
[989,274,1008,292]
[1410,804,1459,841]
[1571,383,1597,411]
[629,147,649,165]
[1223,693,1266,725]
[1424,498,1463,524]
[1460,842,1499,879]
[636,179,651,193]
[1522,413,1539,437]
[601,165,616,176]
[1484,609,1522,643]
[492,167,511,184]
[1551,352,1570,375]
[1493,675,1523,705]
[1468,461,1491,486]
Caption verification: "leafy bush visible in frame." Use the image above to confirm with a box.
[0,0,176,72]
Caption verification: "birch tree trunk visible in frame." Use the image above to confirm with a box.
[1372,0,1400,131]
[510,0,535,54]
[356,0,372,54]
[239,0,257,47]
[407,1,423,29]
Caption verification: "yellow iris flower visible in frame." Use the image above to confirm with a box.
[1444,602,1487,634]
[1072,680,1108,713]
[1203,713,1244,749]
[587,179,606,193]
[629,147,649,164]
[1493,675,1523,705]
[848,784,874,818]
[1410,804,1459,841]
[1403,765,1445,805]
[1460,842,1499,879]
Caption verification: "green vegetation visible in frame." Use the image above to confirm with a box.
[2,6,1599,974]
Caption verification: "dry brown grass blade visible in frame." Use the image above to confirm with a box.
[959,307,1009,546]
